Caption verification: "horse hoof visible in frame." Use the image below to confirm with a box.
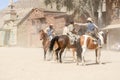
[76,63,79,65]
[81,63,86,66]
[60,61,62,63]
[44,59,46,61]
[96,62,101,64]
[98,62,101,64]
[73,59,76,62]
[46,59,51,61]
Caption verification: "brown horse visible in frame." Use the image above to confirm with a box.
[39,30,58,60]
[39,30,50,60]
[76,31,106,65]
[49,35,77,63]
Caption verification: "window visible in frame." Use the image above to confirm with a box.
[112,7,120,19]
[40,18,46,24]
[112,1,120,19]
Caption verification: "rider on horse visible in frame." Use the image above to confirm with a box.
[67,21,78,45]
[44,24,55,40]
[63,23,69,35]
[75,17,101,48]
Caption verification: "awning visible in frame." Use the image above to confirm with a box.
[102,24,120,30]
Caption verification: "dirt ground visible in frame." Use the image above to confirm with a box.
[0,47,120,80]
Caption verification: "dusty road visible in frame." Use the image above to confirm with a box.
[0,47,120,80]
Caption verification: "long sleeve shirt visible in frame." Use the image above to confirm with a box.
[75,22,98,32]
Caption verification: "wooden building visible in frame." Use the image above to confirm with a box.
[0,0,67,47]
[16,8,66,47]
[102,0,120,50]
[103,24,120,50]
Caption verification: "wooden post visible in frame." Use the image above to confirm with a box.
[98,0,103,28]
[106,0,112,25]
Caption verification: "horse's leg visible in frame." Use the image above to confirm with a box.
[44,49,46,60]
[62,48,67,60]
[53,50,57,61]
[44,48,50,61]
[81,47,86,66]
[95,48,101,64]
[72,48,76,62]
[47,48,53,61]
[59,48,65,63]
[55,48,61,62]
[76,39,82,65]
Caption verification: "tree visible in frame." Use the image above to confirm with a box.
[44,0,101,22]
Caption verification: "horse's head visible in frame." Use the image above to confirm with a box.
[39,29,46,40]
[98,30,107,44]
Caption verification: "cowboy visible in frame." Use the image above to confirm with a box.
[67,21,77,45]
[63,23,69,35]
[45,24,55,40]
[75,17,101,48]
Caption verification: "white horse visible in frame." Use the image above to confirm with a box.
[76,31,106,65]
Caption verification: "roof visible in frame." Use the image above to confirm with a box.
[44,11,66,17]
[102,24,120,30]
[0,0,67,28]
[16,8,66,26]
[14,0,58,11]
[0,8,33,28]
[15,8,33,26]
[0,7,67,28]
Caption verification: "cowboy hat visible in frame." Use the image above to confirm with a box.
[87,17,93,22]
[50,24,53,25]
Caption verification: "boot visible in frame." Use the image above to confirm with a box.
[97,39,102,48]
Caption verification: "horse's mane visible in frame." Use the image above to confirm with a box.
[39,29,49,39]
[39,29,45,33]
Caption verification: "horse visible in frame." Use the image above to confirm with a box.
[39,29,58,60]
[62,25,77,62]
[49,35,77,63]
[76,31,107,65]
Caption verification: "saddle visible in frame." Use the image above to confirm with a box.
[86,33,98,44]
[66,34,74,45]
[85,31,102,48]
[67,35,75,45]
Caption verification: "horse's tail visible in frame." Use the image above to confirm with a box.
[49,36,59,52]
[76,37,82,59]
